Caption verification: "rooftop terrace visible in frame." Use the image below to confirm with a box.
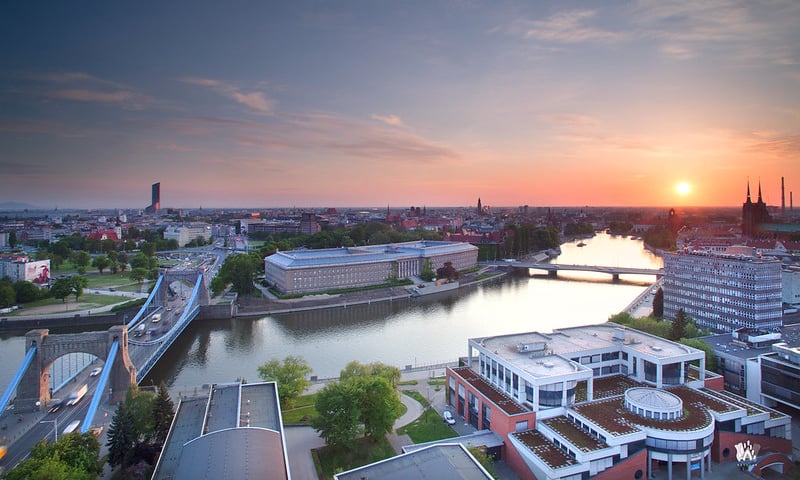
[541,416,609,453]
[451,367,529,415]
[512,430,579,470]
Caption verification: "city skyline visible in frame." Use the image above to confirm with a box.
[1,1,799,209]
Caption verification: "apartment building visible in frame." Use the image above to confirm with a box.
[662,250,782,333]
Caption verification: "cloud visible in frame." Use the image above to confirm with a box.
[514,10,625,44]
[371,114,404,127]
[631,0,800,63]
[178,77,274,114]
[27,71,153,110]
[327,129,458,162]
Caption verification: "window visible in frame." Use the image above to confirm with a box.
[515,420,528,432]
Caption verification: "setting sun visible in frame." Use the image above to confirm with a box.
[676,182,692,196]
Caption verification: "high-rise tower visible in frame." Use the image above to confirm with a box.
[146,182,161,213]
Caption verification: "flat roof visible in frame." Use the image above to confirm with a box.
[153,382,285,480]
[472,324,702,372]
[451,367,530,415]
[336,443,493,480]
[402,430,504,454]
[267,240,477,268]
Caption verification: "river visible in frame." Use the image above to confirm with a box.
[0,233,662,395]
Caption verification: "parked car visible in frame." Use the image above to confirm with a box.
[443,411,456,425]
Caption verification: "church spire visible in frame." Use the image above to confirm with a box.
[758,179,763,203]
[746,178,752,203]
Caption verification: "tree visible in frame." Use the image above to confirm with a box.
[0,280,15,308]
[311,381,362,450]
[50,277,74,305]
[467,446,496,478]
[215,252,263,294]
[8,230,17,248]
[679,338,718,373]
[420,259,435,282]
[350,376,402,441]
[14,280,39,303]
[141,241,156,258]
[652,287,664,318]
[70,276,88,303]
[130,267,148,284]
[71,250,91,269]
[670,308,688,341]
[106,403,136,469]
[257,356,312,408]
[7,432,103,480]
[436,261,460,281]
[339,361,401,388]
[152,381,175,443]
[92,255,110,274]
[124,384,156,442]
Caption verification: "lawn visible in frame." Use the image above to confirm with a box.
[401,389,429,408]
[396,408,458,444]
[84,272,137,288]
[9,294,128,316]
[314,437,396,478]
[281,393,318,425]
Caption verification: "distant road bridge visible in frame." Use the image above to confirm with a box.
[505,261,663,281]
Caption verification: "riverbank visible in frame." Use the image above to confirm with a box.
[235,266,508,318]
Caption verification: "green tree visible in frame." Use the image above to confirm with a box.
[350,376,402,441]
[670,308,688,341]
[7,432,102,480]
[339,361,401,388]
[141,241,157,258]
[420,259,435,282]
[467,446,497,478]
[257,356,312,408]
[679,338,718,373]
[152,381,175,443]
[311,381,362,450]
[8,230,17,248]
[92,255,110,274]
[13,280,39,303]
[71,250,91,269]
[70,276,89,303]
[0,280,16,307]
[130,267,148,284]
[124,384,156,442]
[215,252,263,294]
[652,287,664,318]
[50,277,74,305]
[106,403,136,469]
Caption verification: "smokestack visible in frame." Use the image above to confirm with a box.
[782,176,786,214]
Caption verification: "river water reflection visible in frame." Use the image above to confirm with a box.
[0,233,662,393]
[145,233,663,390]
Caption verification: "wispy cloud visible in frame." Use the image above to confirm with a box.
[371,114,404,127]
[631,0,800,63]
[178,77,274,114]
[27,71,153,110]
[513,10,625,44]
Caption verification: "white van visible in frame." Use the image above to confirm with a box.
[63,420,80,435]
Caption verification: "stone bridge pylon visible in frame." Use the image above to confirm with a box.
[16,326,136,412]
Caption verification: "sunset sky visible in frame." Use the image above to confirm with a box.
[1,1,798,209]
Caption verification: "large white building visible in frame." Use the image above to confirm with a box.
[447,324,793,480]
[662,250,782,333]
[163,224,213,247]
[265,240,478,294]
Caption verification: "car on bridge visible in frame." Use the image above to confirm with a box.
[89,367,102,377]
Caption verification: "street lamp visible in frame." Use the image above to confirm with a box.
[40,418,58,442]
